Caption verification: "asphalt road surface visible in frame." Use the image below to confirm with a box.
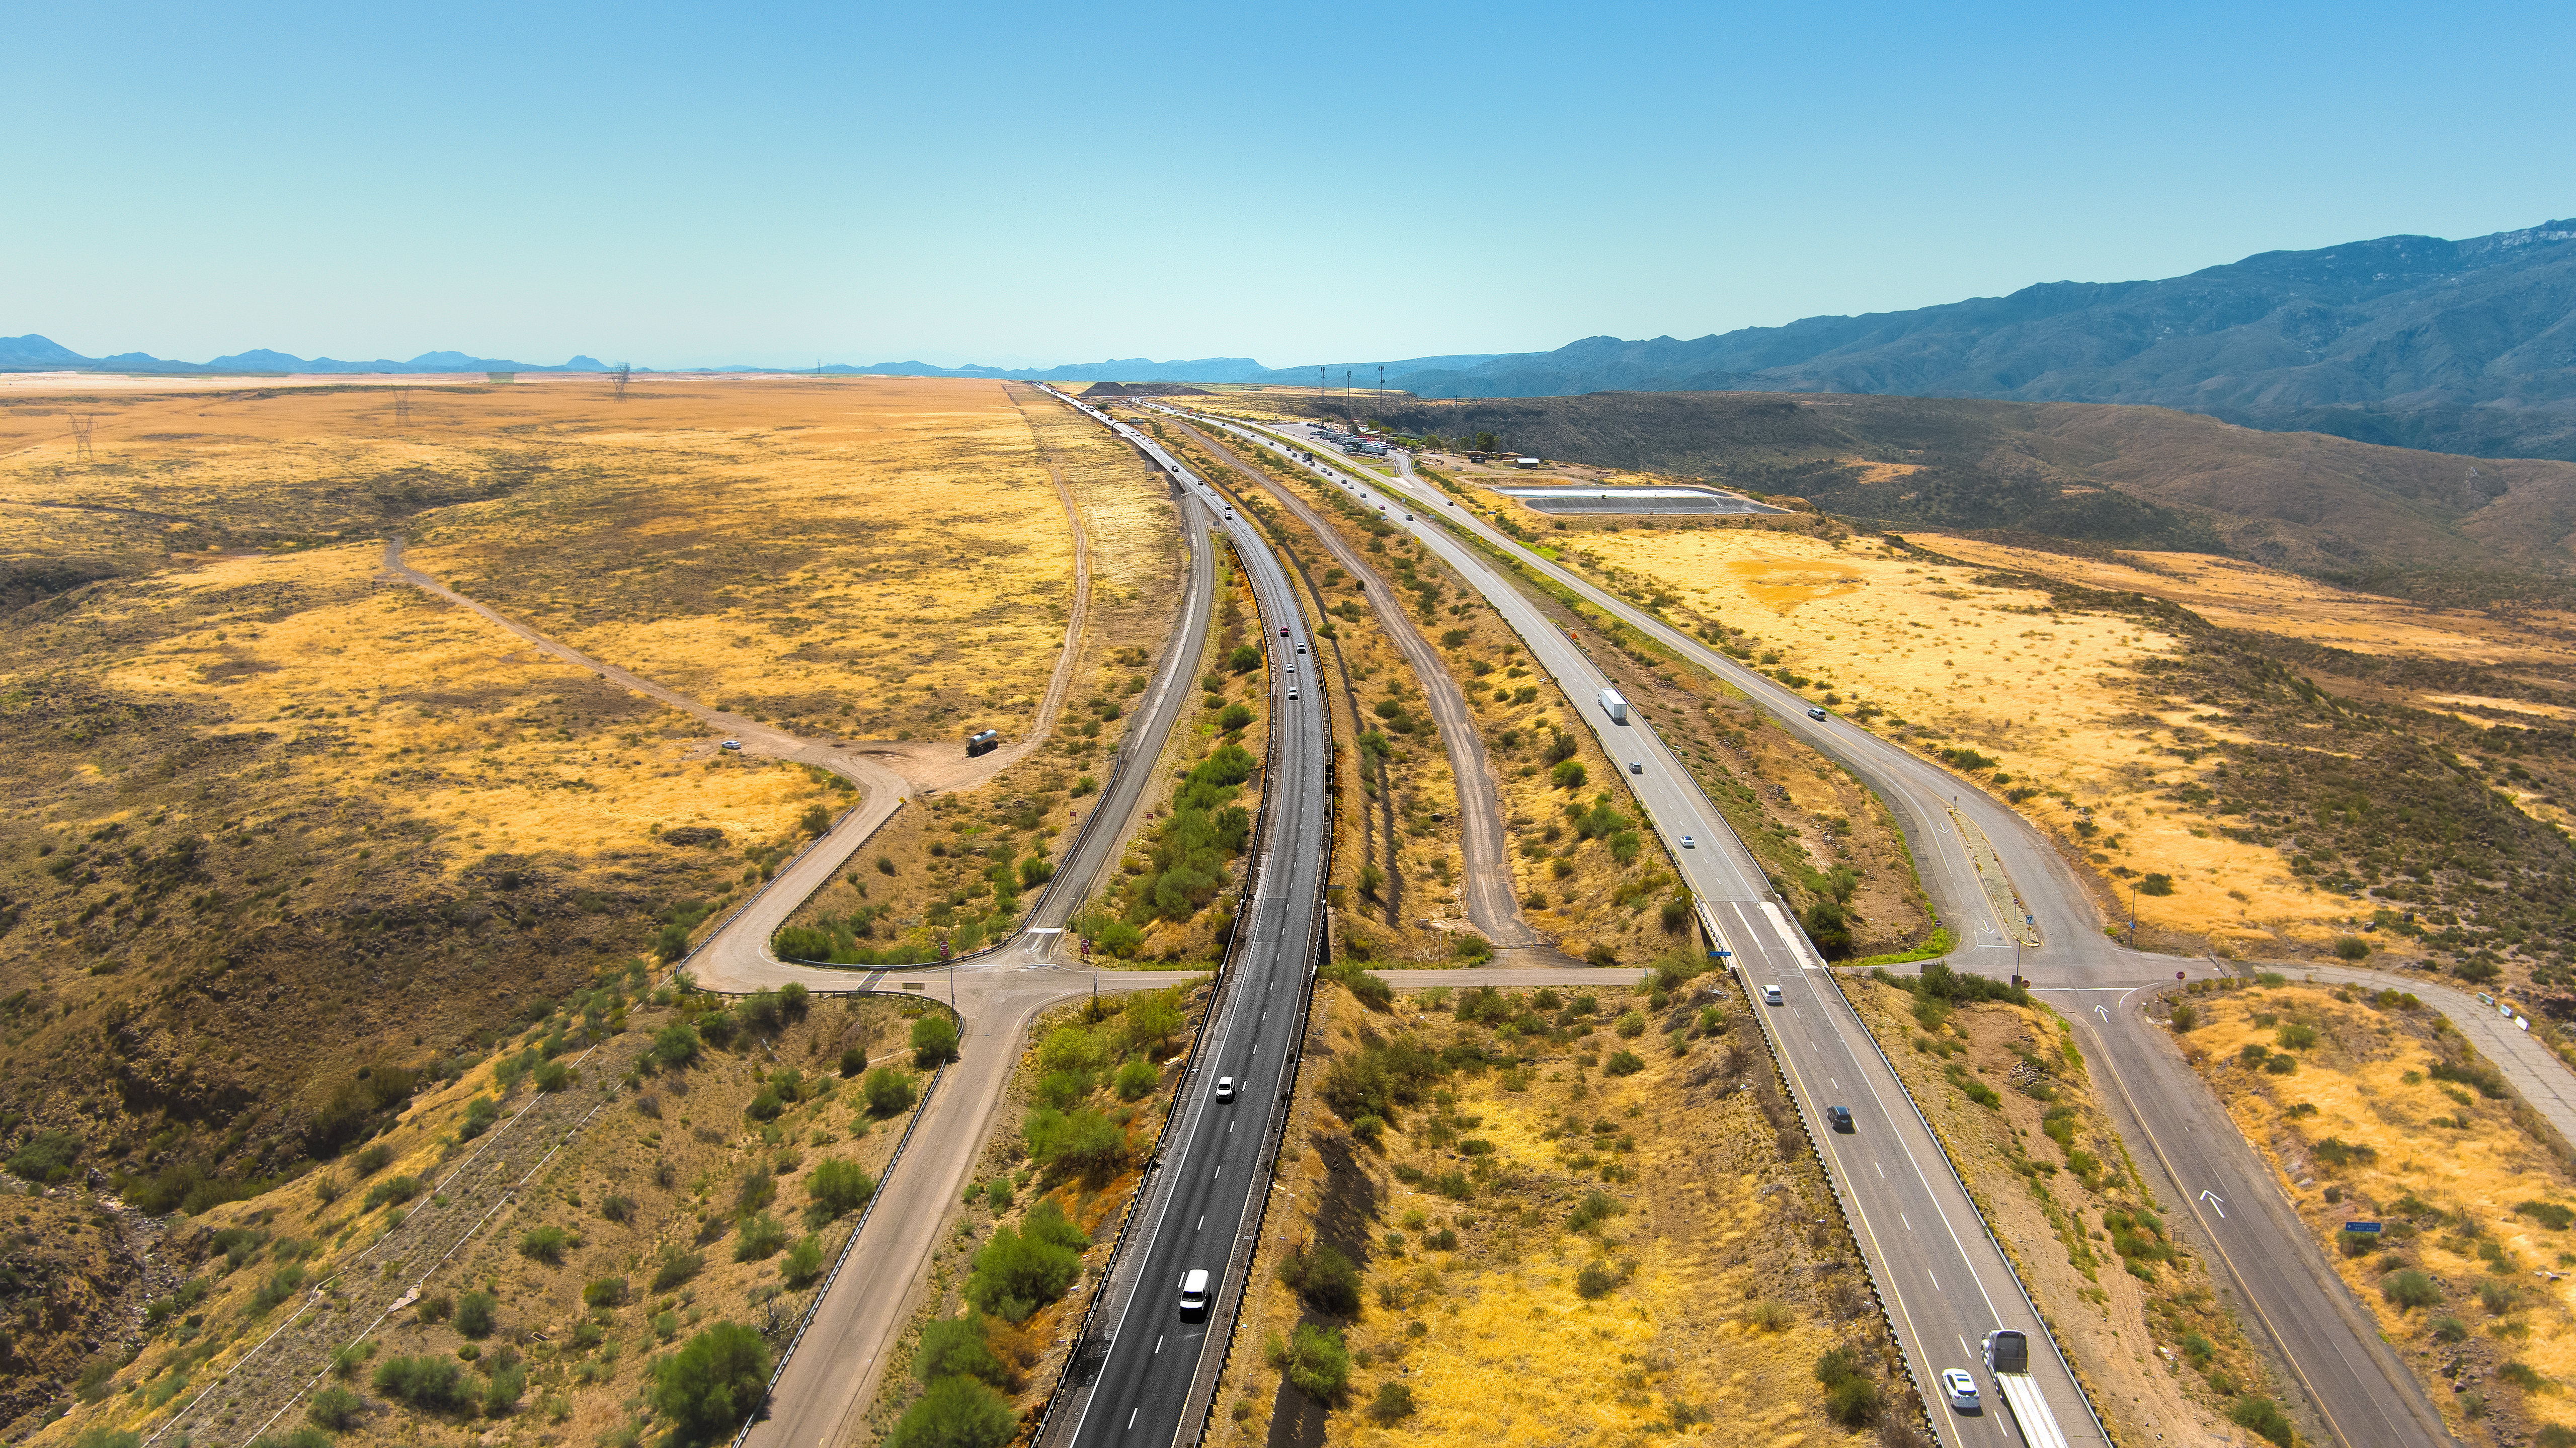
[1245,418,2456,1448]
[1036,393,1333,1448]
[1170,411,2106,1448]
[1157,414,1544,952]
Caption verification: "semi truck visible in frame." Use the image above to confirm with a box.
[1980,1329,2069,1448]
[1598,687,1630,724]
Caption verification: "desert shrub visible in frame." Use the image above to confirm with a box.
[735,1212,790,1262]
[251,1265,307,1313]
[482,1363,526,1416]
[2433,1315,2469,1343]
[2334,935,2371,960]
[1615,1010,1647,1039]
[1603,1051,1645,1077]
[1266,1323,1350,1401]
[2501,1361,2548,1391]
[534,1061,574,1093]
[416,1291,453,1323]
[735,1165,777,1216]
[1569,1191,1626,1232]
[373,1355,472,1412]
[838,1047,868,1078]
[600,1193,636,1225]
[460,1096,501,1140]
[2382,1269,2441,1309]
[965,1199,1088,1322]
[651,1023,703,1072]
[2229,1395,2294,1448]
[1023,1108,1128,1184]
[363,1175,421,1211]
[1278,1242,1362,1316]
[911,1014,960,1066]
[807,1157,876,1224]
[2431,1059,2510,1099]
[1369,1382,1417,1423]
[307,1384,363,1430]
[651,1323,771,1447]
[582,1277,630,1309]
[864,1067,917,1117]
[2168,1002,2199,1031]
[883,1374,1015,1448]
[651,1249,705,1293]
[2518,1199,2575,1231]
[1744,1300,1794,1332]
[1575,1262,1619,1300]
[914,1315,1010,1389]
[780,1236,825,1289]
[1813,1346,1879,1426]
[517,1226,569,1265]
[2311,1137,2377,1167]
[453,1290,497,1337]
[2478,1279,2520,1315]
[1115,1060,1158,1101]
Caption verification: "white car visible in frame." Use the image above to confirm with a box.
[1215,1076,1235,1102]
[720,739,743,752]
[1680,835,1696,848]
[1941,1369,1980,1412]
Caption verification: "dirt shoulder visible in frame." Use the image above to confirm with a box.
[2170,978,2576,1446]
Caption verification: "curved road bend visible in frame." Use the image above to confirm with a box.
[1032,391,1334,1448]
[1232,419,2452,1448]
[1166,411,2103,1448]
[1156,415,1545,953]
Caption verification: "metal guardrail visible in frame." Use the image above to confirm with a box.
[1816,964,2112,1444]
[1023,394,1305,1448]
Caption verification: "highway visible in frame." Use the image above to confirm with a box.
[1213,412,2454,1448]
[1163,408,2103,1448]
[1038,391,1334,1448]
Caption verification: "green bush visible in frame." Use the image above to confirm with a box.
[1813,1347,1879,1426]
[373,1354,472,1412]
[1278,1242,1363,1316]
[454,1290,497,1338]
[965,1200,1088,1321]
[1024,1108,1128,1184]
[911,1014,960,1067]
[1615,1010,1647,1039]
[460,1096,501,1140]
[2333,935,2371,960]
[883,1374,1016,1448]
[1370,1382,1417,1423]
[914,1316,1010,1389]
[864,1067,917,1117]
[482,1364,526,1416]
[780,1235,825,1288]
[1266,1323,1351,1401]
[2382,1269,2442,1309]
[1218,702,1254,732]
[517,1226,569,1265]
[807,1157,876,1223]
[582,1277,630,1309]
[735,1212,791,1261]
[1551,759,1587,789]
[651,1023,703,1072]
[1569,1192,1626,1233]
[2276,1022,2319,1050]
[2139,872,2175,896]
[1575,1262,1619,1299]
[1603,1051,1645,1077]
[839,1047,868,1078]
[2229,1395,2294,1448]
[650,1323,772,1447]
[650,1249,705,1293]
[306,1384,363,1430]
[1115,1060,1158,1101]
[534,1060,574,1093]
[1122,743,1257,924]
[2518,1199,2575,1231]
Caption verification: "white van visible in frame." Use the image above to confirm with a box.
[1179,1269,1211,1316]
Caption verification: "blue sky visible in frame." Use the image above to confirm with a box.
[6,1,2570,370]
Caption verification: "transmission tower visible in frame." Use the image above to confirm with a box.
[392,387,412,427]
[69,414,96,464]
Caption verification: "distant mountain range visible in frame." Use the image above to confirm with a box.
[13,215,2573,456]
[0,334,612,376]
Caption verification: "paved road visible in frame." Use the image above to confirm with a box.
[1173,412,2105,1448]
[1033,389,1332,1448]
[1232,420,2454,1448]
[1155,414,1544,952]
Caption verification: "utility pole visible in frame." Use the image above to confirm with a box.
[1378,364,1385,422]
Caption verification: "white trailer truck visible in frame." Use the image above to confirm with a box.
[1981,1329,2069,1448]
[1598,687,1629,724]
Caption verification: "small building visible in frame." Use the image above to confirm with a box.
[1514,456,1542,468]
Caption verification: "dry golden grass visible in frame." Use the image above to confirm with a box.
[1573,525,2366,952]
[1211,979,1902,1448]
[1923,535,2576,675]
[2183,982,2576,1444]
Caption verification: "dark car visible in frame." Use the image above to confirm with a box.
[1825,1105,1855,1133]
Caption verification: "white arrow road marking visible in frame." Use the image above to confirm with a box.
[2097,1005,2110,1022]
[2201,1190,2227,1219]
